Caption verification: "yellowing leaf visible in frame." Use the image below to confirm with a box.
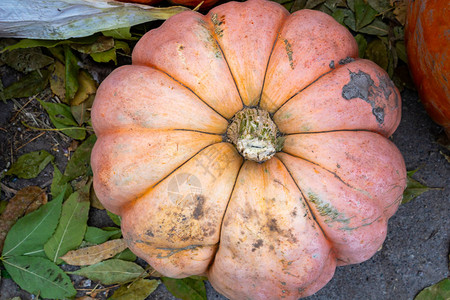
[414,278,450,300]
[49,60,66,101]
[60,239,127,266]
[110,279,160,300]
[71,259,146,285]
[71,70,97,106]
[0,186,47,253]
[402,170,431,204]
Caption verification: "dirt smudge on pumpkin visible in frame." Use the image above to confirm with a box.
[341,70,388,124]
[251,239,264,252]
[192,194,205,220]
[283,39,294,70]
[265,214,298,244]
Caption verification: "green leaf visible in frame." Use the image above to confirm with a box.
[0,69,51,101]
[305,0,326,9]
[90,48,117,64]
[115,40,131,55]
[85,226,121,244]
[1,36,99,53]
[162,277,207,300]
[44,185,90,264]
[2,191,64,257]
[368,0,391,14]
[70,36,114,54]
[365,39,389,71]
[396,41,408,64]
[354,34,368,58]
[354,0,378,30]
[3,255,76,299]
[109,278,160,300]
[107,210,122,226]
[50,162,73,200]
[61,134,97,183]
[415,278,450,300]
[5,150,54,179]
[1,48,54,73]
[64,46,80,101]
[347,0,355,11]
[358,19,390,35]
[71,259,146,285]
[102,27,135,40]
[402,170,431,204]
[331,8,352,25]
[113,248,137,262]
[343,12,356,31]
[38,99,86,140]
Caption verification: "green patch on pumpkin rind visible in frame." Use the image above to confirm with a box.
[307,192,351,227]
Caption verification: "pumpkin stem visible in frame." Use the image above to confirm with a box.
[226,108,284,162]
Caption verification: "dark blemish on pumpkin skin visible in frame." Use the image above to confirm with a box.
[146,230,154,237]
[252,239,264,252]
[339,57,355,65]
[342,70,386,124]
[268,218,280,232]
[283,39,294,70]
[329,60,335,69]
[192,195,205,220]
[211,13,224,37]
[291,207,298,217]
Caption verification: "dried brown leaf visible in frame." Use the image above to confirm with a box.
[0,186,47,253]
[49,60,66,101]
[60,239,127,266]
[392,0,407,25]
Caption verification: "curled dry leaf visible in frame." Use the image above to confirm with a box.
[391,0,407,26]
[0,186,47,253]
[60,239,127,266]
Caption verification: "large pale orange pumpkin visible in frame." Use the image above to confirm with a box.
[91,0,407,298]
[405,0,450,137]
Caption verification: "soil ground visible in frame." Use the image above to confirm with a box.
[0,76,449,298]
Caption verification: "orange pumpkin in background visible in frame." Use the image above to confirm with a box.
[405,0,450,137]
[91,0,407,298]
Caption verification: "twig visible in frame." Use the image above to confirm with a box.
[21,121,92,133]
[0,183,18,196]
[15,132,46,151]
[10,97,35,123]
